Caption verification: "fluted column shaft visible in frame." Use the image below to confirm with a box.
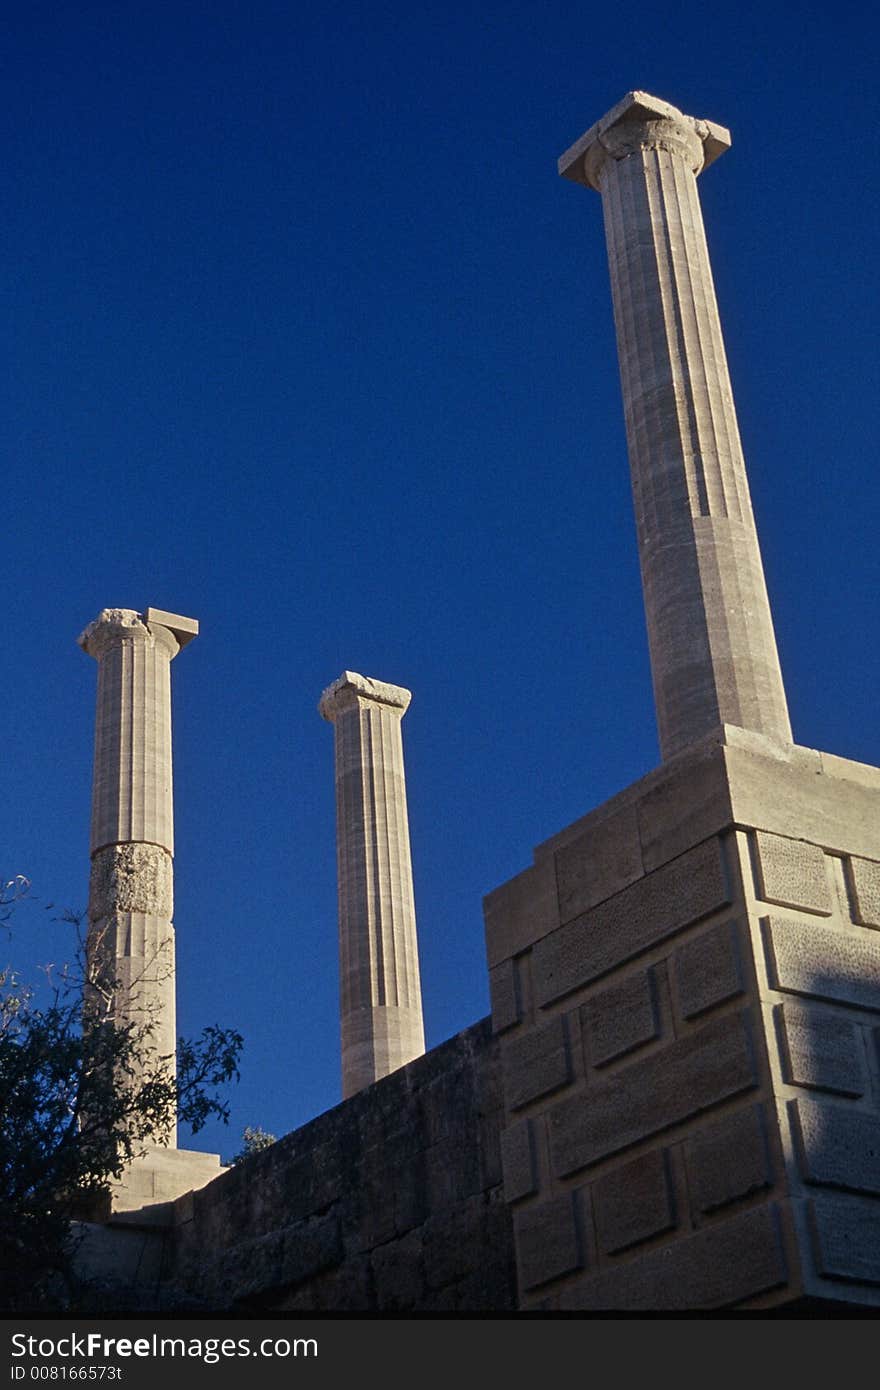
[79,607,198,1145]
[560,93,792,760]
[89,621,176,854]
[320,671,425,1099]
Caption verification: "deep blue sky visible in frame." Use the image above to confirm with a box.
[4,2,879,1160]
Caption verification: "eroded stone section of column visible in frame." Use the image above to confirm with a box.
[79,607,198,1147]
[319,670,426,1098]
[559,92,792,760]
[89,842,174,918]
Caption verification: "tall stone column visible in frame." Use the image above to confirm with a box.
[559,91,792,760]
[319,671,425,1099]
[78,606,198,1147]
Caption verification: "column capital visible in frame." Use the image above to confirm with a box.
[319,670,412,722]
[78,607,198,661]
[558,90,730,193]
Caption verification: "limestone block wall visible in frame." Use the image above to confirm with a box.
[744,826,880,1298]
[166,1020,515,1312]
[484,727,880,1311]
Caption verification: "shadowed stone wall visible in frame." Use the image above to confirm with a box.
[72,464,880,1317]
[80,732,880,1314]
[483,726,880,1311]
[164,1020,515,1312]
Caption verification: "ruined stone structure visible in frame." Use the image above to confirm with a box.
[79,1021,515,1313]
[476,90,879,1313]
[79,606,221,1210]
[319,671,426,1097]
[485,727,880,1310]
[78,95,880,1313]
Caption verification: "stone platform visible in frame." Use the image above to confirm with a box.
[484,724,880,1310]
[108,1146,224,1226]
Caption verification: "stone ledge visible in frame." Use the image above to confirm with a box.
[527,727,879,870]
[484,730,880,972]
[110,1146,224,1221]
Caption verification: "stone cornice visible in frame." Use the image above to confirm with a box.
[78,607,195,661]
[79,609,154,660]
[558,90,730,192]
[319,670,412,721]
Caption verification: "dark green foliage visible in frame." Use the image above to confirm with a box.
[231,1124,278,1164]
[0,881,242,1311]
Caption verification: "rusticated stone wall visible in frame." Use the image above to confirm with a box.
[751,831,880,1295]
[484,726,880,1311]
[80,728,880,1315]
[165,1020,515,1312]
